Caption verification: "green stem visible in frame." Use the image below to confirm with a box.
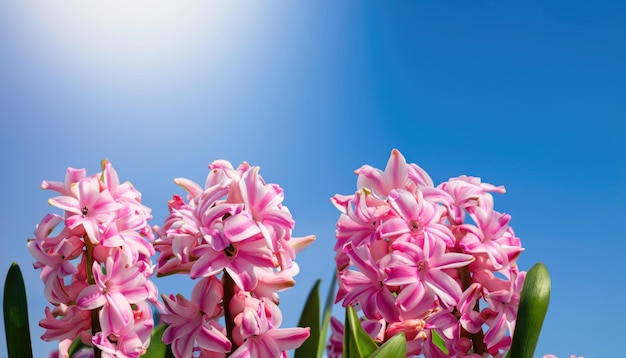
[223,270,237,355]
[459,266,487,355]
[85,237,102,358]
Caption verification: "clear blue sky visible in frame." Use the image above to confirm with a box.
[1,1,624,357]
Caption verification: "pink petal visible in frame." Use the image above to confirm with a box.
[374,288,400,322]
[407,163,434,187]
[259,209,294,229]
[226,265,257,291]
[384,265,417,286]
[100,291,133,334]
[344,244,379,282]
[78,178,100,207]
[425,270,463,307]
[91,190,122,214]
[431,252,474,270]
[170,328,196,357]
[395,282,433,313]
[189,250,223,279]
[355,165,384,192]
[162,294,198,322]
[239,306,262,337]
[192,277,223,315]
[484,311,507,347]
[387,189,418,222]
[196,319,231,353]
[76,285,106,310]
[383,149,408,191]
[48,196,81,215]
[265,327,311,351]
[224,212,261,243]
[174,177,204,199]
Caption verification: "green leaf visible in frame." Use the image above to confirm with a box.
[318,273,337,358]
[3,263,33,358]
[370,332,406,358]
[295,279,321,358]
[431,330,449,355]
[343,306,378,358]
[507,262,550,358]
[142,323,174,358]
[67,337,88,357]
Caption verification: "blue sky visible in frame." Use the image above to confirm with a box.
[1,1,624,357]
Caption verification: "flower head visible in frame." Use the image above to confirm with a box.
[332,149,525,357]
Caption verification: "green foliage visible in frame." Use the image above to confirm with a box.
[431,330,449,355]
[506,262,551,358]
[142,323,174,358]
[3,263,33,358]
[343,305,409,358]
[319,273,337,358]
[67,338,88,357]
[295,273,337,358]
[343,305,378,358]
[370,332,406,358]
[295,279,321,358]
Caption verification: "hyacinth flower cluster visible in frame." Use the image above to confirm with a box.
[329,149,525,357]
[27,161,159,357]
[153,160,314,357]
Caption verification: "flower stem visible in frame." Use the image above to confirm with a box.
[223,270,237,354]
[459,266,487,355]
[85,237,102,358]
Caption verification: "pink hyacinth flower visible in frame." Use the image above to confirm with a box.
[336,243,399,322]
[161,276,231,357]
[438,175,505,225]
[39,304,91,343]
[382,188,454,247]
[385,236,475,310]
[48,176,122,243]
[458,207,522,271]
[76,251,150,335]
[190,231,275,291]
[239,167,294,242]
[230,298,310,358]
[355,148,410,197]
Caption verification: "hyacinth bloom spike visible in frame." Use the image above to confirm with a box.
[155,159,313,357]
[33,161,157,357]
[332,149,525,357]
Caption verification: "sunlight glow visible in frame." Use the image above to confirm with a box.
[11,1,267,87]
